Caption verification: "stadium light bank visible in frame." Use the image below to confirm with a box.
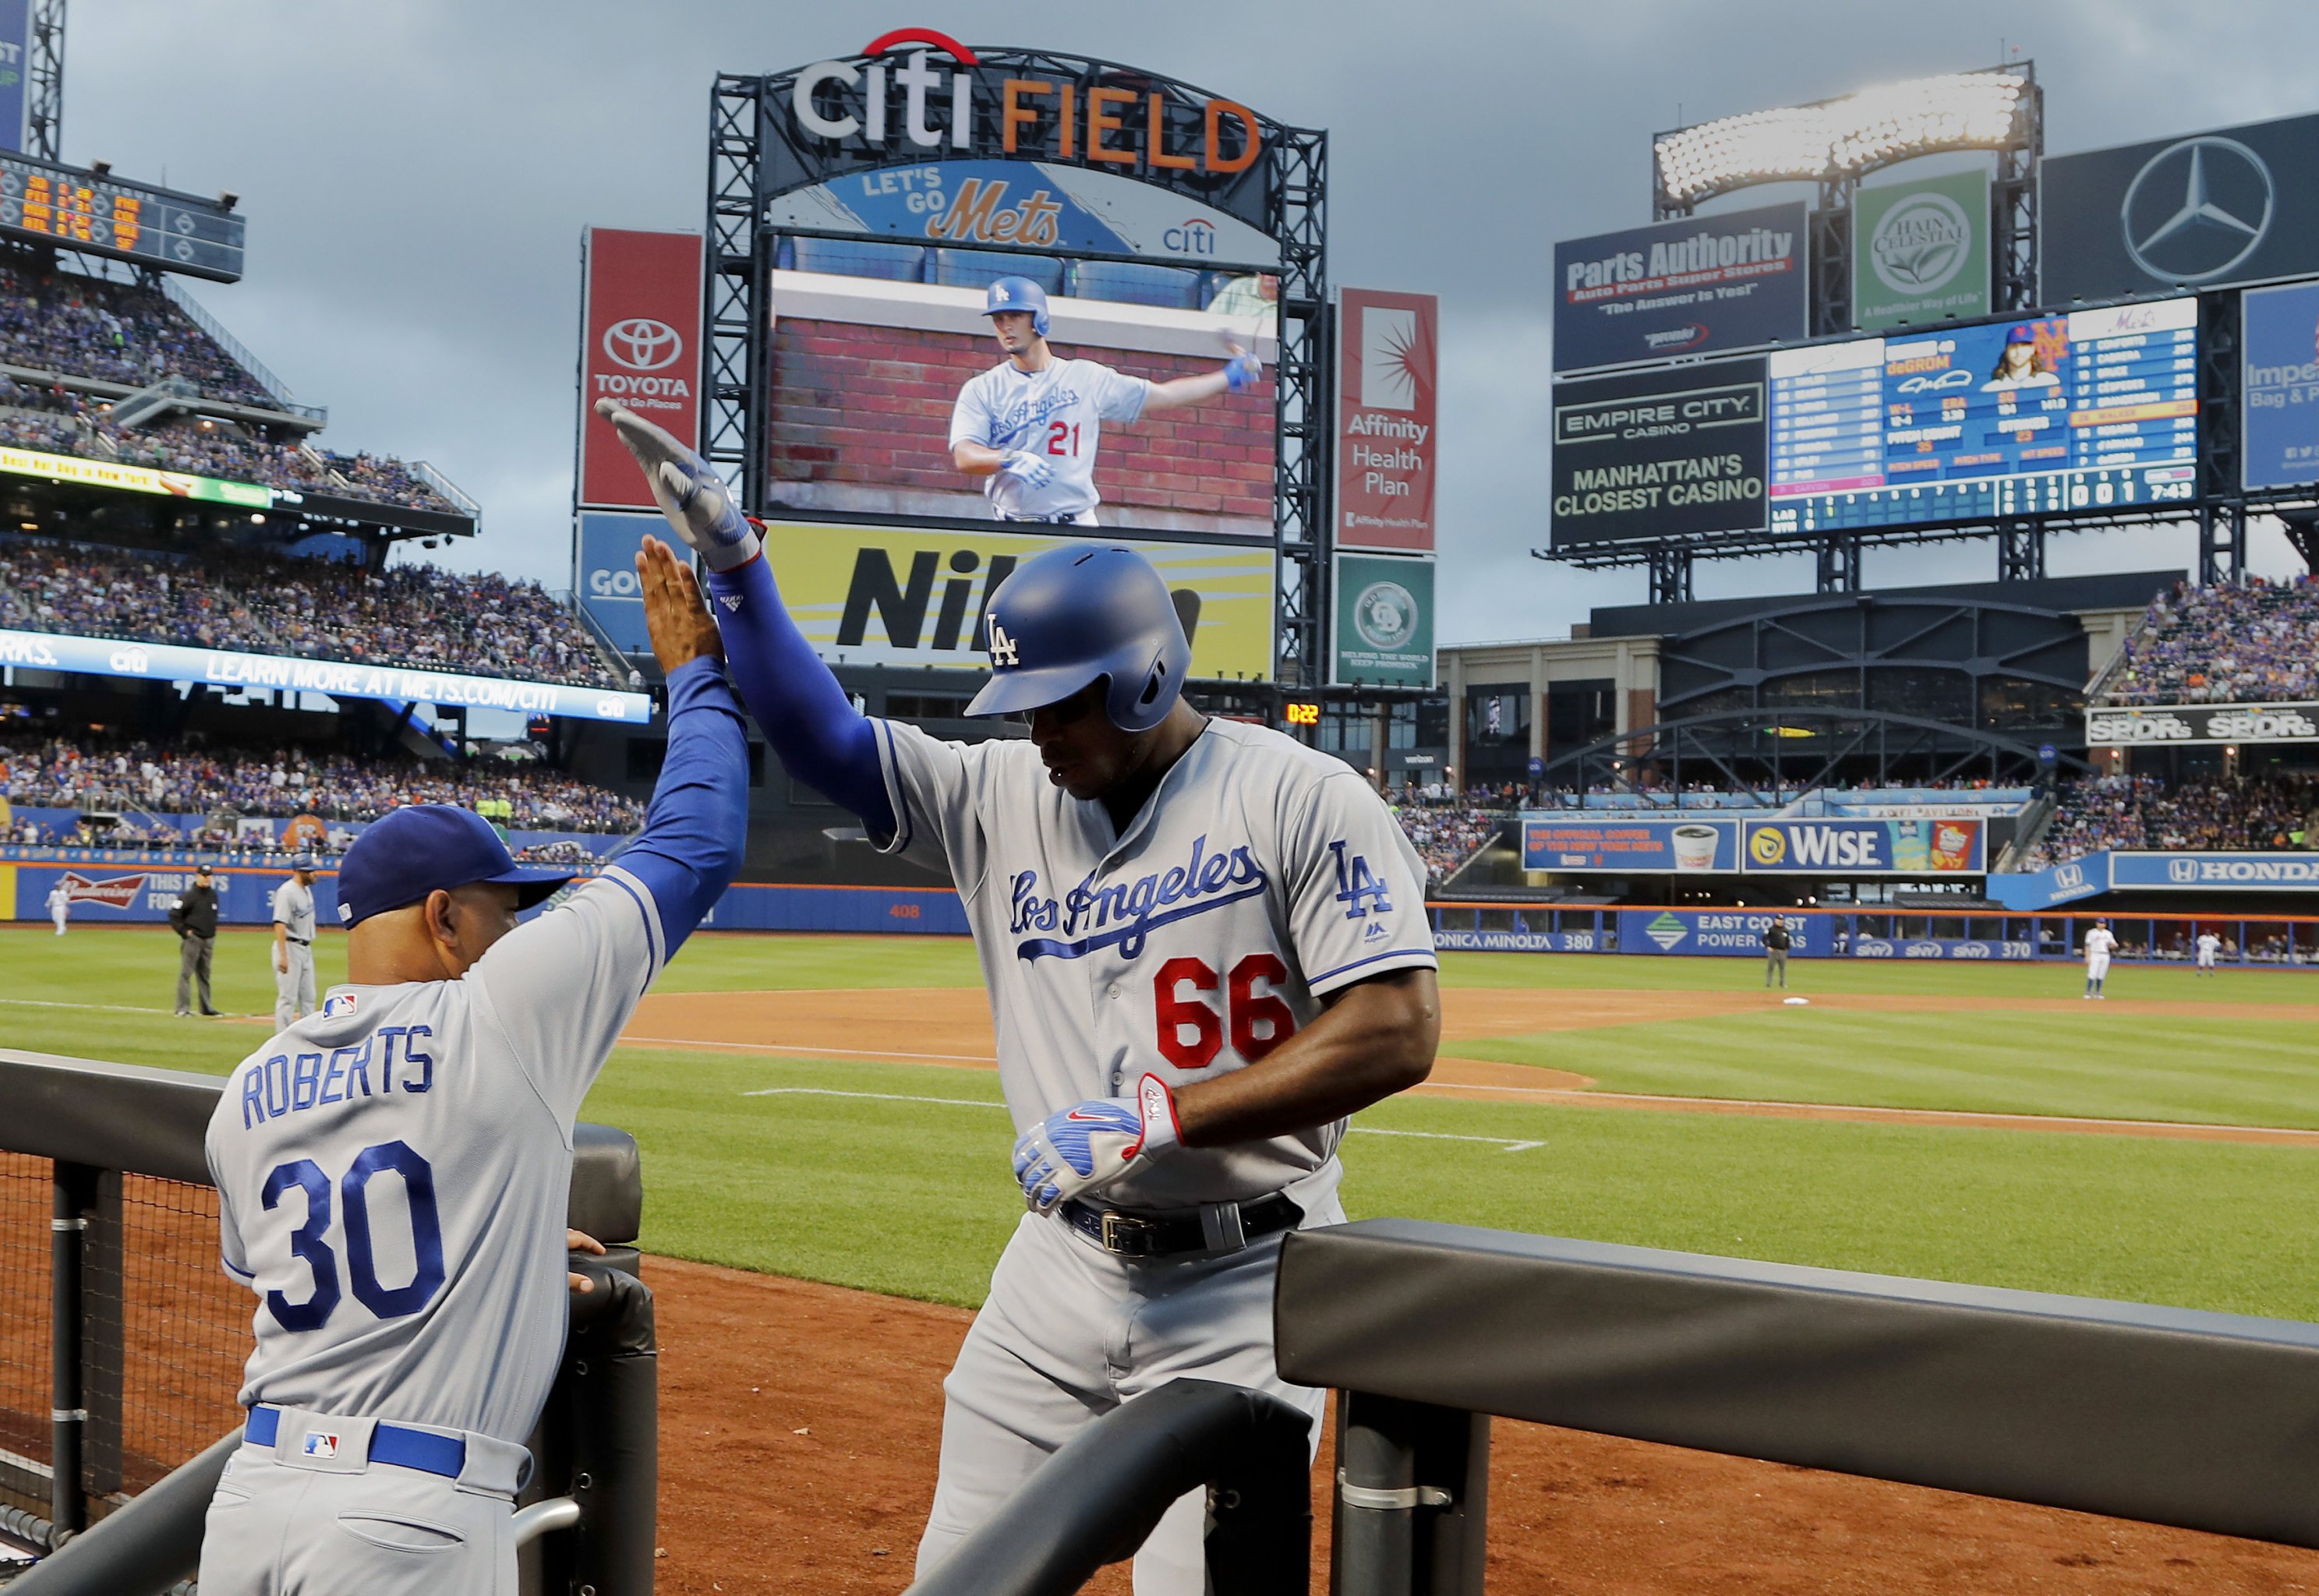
[1653,68,2031,210]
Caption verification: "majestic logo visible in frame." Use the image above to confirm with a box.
[1867,189,1972,292]
[62,871,146,909]
[1350,581,1418,651]
[1644,911,1688,952]
[988,620,1020,668]
[603,318,683,372]
[2169,858,2199,884]
[2121,136,2275,284]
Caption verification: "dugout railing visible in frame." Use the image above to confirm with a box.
[0,1049,657,1596]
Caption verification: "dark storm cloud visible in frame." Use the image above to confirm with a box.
[55,1,2319,641]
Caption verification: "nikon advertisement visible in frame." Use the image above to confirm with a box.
[1852,169,1990,333]
[1548,358,1767,548]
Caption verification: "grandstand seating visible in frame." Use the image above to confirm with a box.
[0,262,277,407]
[2024,773,2319,868]
[0,535,621,690]
[2099,576,2319,705]
[1395,795,1512,885]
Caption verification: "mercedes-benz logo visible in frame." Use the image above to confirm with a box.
[2120,136,2274,284]
[603,317,683,372]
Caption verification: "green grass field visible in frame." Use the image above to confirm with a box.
[9,925,2319,1320]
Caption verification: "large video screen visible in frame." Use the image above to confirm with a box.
[1547,357,1768,548]
[762,261,1278,540]
[1767,298,2197,534]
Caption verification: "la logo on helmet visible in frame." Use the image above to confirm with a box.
[989,621,1020,668]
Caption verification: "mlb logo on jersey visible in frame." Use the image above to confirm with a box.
[323,993,358,1020]
[302,1431,341,1459]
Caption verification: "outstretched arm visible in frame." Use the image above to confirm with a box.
[1143,351,1264,414]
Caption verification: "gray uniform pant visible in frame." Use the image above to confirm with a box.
[915,1196,1339,1596]
[275,941,317,1026]
[176,932,214,1014]
[1765,948,1787,987]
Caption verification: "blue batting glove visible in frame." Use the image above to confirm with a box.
[1223,351,1263,394]
[998,450,1056,490]
[1012,1075,1183,1213]
[595,399,762,573]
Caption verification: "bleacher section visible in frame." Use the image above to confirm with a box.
[2098,577,2319,706]
[2024,774,2318,869]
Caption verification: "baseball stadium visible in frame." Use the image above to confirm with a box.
[6,11,2319,1596]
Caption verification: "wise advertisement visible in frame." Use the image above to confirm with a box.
[1853,169,1990,333]
[758,521,1274,680]
[578,228,703,510]
[2243,281,2319,491]
[1742,818,1984,875]
[0,628,653,725]
[1520,817,1738,874]
[1331,553,1433,687]
[1552,201,1808,373]
[1334,288,1437,552]
[1549,358,1768,547]
[0,443,272,507]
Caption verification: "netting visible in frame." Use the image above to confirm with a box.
[0,1153,49,1520]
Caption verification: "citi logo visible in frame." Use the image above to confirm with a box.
[1164,218,1217,255]
[108,644,150,673]
[603,318,682,372]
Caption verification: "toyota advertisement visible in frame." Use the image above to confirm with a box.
[2040,113,2319,305]
[1551,202,1808,373]
[578,228,703,511]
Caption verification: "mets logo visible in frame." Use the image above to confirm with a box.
[1747,827,1787,866]
[988,620,1020,668]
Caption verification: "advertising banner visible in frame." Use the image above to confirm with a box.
[1549,358,1767,548]
[1853,170,1991,332]
[2041,114,2319,304]
[0,628,652,725]
[1741,817,1985,874]
[757,521,1274,680]
[2109,853,2319,891]
[1334,288,1437,552]
[0,0,29,154]
[2086,702,2319,746]
[1432,928,1605,954]
[1520,817,1738,873]
[1552,201,1807,373]
[1987,853,2109,910]
[572,510,663,658]
[1616,908,1832,958]
[2243,281,2319,491]
[0,443,272,507]
[1845,935,2035,961]
[1331,554,1433,687]
[578,228,703,510]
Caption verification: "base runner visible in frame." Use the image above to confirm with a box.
[600,400,1441,1594]
[198,544,746,1594]
[271,854,320,1028]
[2083,916,2116,999]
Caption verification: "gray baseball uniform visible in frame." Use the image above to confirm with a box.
[880,714,1436,1594]
[270,877,317,1027]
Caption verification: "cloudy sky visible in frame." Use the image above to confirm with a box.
[60,0,2319,643]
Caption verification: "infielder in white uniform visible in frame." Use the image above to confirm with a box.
[2196,929,2223,975]
[2083,916,2116,999]
[949,275,1264,525]
[271,854,320,1028]
[47,880,68,935]
[600,400,1441,1596]
[199,546,747,1595]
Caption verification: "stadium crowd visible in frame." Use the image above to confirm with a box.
[2024,772,2319,867]
[0,265,278,408]
[0,735,645,837]
[2101,576,2319,705]
[1392,795,1509,885]
[0,537,623,690]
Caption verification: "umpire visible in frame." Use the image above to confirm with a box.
[1762,915,1791,989]
[170,863,222,1017]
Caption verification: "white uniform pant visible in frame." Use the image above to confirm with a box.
[2197,949,2218,969]
[275,941,316,1027]
[51,904,65,935]
[916,1199,1339,1596]
[2086,954,2111,987]
[200,1435,519,1594]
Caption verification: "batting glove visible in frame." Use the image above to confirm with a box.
[1013,1074,1183,1213]
[594,399,762,573]
[1222,351,1264,394]
[997,449,1056,490]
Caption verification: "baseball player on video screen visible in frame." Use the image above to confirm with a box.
[198,545,748,1595]
[949,276,1264,526]
[599,398,1441,1596]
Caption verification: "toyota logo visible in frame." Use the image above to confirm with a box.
[603,318,683,372]
[2121,136,2274,284]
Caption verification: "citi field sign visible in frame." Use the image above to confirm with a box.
[762,31,1284,244]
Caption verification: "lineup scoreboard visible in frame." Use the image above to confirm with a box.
[0,151,246,281]
[1766,298,2197,534]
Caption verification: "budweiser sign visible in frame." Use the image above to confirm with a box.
[62,871,147,909]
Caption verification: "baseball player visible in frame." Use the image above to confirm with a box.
[197,540,747,1596]
[46,879,67,936]
[271,854,320,1027]
[599,401,1441,1595]
[2082,916,2116,999]
[949,276,1264,525]
[2196,928,2223,976]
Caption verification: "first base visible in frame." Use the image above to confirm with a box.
[1782,997,1809,1006]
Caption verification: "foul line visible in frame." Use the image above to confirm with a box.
[632,1035,999,1065]
[737,1086,1543,1151]
[0,997,182,1015]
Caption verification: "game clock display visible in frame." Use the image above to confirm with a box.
[1767,298,2197,533]
[0,151,246,282]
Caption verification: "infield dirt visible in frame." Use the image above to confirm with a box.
[649,1254,2319,1595]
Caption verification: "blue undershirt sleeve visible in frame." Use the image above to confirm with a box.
[611,655,752,958]
[702,553,898,838]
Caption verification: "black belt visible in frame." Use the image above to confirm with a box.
[285,935,310,945]
[1059,1192,1302,1259]
[1000,511,1089,524]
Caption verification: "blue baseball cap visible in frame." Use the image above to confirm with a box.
[291,853,319,871]
[334,805,572,927]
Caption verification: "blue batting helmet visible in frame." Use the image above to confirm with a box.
[983,276,1050,338]
[966,546,1190,733]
